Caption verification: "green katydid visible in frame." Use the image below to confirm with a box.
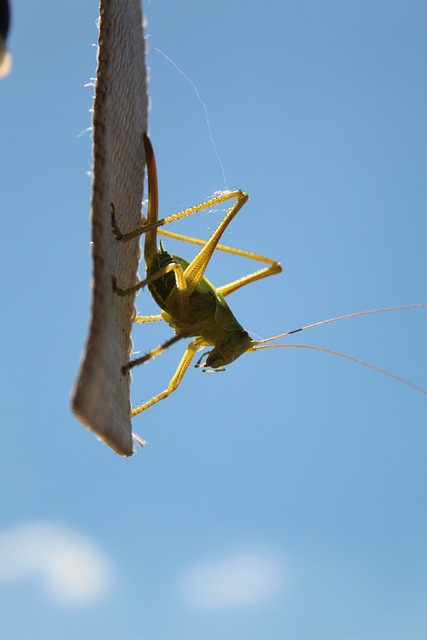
[111,133,427,425]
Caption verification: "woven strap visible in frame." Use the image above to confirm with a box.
[72,0,148,455]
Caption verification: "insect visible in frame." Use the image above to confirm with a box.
[111,133,426,424]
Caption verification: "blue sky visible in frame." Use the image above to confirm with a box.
[1,1,426,639]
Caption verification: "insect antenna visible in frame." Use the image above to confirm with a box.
[253,343,427,395]
[253,304,427,345]
[251,303,427,394]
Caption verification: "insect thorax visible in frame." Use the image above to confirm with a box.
[147,246,254,366]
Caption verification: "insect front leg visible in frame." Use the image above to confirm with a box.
[131,339,199,416]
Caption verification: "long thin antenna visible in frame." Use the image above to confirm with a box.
[252,343,427,395]
[255,304,427,346]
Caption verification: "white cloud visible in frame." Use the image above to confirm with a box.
[0,521,114,605]
[179,549,282,611]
